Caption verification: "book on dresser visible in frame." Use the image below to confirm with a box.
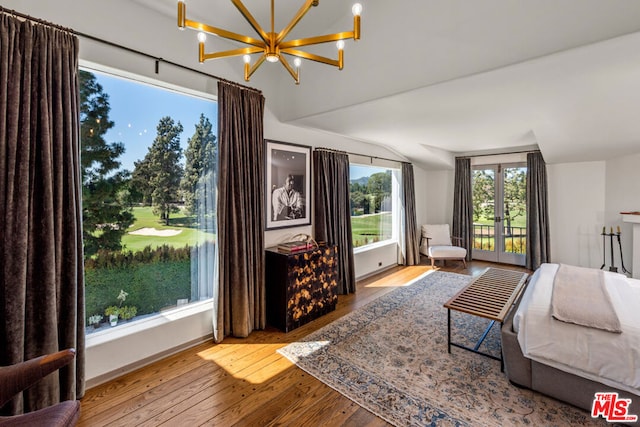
[277,240,315,253]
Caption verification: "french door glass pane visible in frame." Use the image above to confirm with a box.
[472,169,495,252]
[502,167,527,255]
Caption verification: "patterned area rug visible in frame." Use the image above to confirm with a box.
[278,271,606,426]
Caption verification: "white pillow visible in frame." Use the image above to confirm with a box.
[421,224,452,246]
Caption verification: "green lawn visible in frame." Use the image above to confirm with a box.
[351,212,392,247]
[121,206,215,252]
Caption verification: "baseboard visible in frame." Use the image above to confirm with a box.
[356,263,398,281]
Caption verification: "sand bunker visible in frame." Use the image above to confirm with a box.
[129,227,183,237]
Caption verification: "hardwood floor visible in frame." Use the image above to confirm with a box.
[78,259,530,427]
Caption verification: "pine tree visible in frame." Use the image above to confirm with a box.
[146,117,184,225]
[131,154,153,206]
[80,70,134,257]
[180,114,217,216]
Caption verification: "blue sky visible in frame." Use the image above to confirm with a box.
[350,164,386,181]
[91,70,218,173]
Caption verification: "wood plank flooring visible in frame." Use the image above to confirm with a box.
[78,259,530,427]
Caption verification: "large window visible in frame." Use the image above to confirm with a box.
[80,68,218,332]
[349,163,399,249]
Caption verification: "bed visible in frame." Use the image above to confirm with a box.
[501,263,640,422]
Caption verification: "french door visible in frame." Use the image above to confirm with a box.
[472,163,526,266]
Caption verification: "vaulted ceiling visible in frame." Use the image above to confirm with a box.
[6,0,640,169]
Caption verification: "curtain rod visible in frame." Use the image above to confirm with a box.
[456,149,540,159]
[315,147,406,165]
[1,7,262,94]
[1,6,74,33]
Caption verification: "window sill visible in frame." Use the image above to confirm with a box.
[353,239,397,255]
[86,299,213,348]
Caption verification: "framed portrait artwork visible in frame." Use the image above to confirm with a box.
[266,140,312,230]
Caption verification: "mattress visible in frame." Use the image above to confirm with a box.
[514,263,640,397]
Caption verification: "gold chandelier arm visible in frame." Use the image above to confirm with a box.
[279,56,300,85]
[282,49,340,68]
[245,55,267,81]
[202,46,264,62]
[231,0,270,44]
[275,0,318,45]
[184,19,265,48]
[279,32,355,50]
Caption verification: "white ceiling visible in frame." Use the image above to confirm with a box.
[7,0,640,169]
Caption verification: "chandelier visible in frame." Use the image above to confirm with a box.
[177,0,362,84]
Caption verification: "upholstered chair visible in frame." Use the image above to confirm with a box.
[419,224,467,268]
[0,348,80,426]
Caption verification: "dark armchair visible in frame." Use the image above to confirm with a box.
[0,348,80,426]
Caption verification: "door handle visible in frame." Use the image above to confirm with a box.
[495,217,502,223]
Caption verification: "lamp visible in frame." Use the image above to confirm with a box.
[177,0,362,85]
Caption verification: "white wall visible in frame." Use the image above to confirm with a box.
[547,161,606,268]
[421,169,455,225]
[545,154,640,272]
[604,152,640,273]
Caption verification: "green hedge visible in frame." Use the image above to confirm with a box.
[85,244,191,270]
[85,245,192,321]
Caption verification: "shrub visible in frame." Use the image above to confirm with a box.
[86,260,190,318]
[85,244,191,270]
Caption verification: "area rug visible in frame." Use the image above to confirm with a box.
[278,271,605,426]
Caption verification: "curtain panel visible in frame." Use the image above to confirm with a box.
[400,162,420,265]
[526,152,550,270]
[216,81,266,341]
[0,13,84,414]
[313,149,356,294]
[452,157,473,261]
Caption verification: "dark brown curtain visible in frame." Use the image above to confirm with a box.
[452,157,473,261]
[216,81,265,342]
[526,152,550,270]
[400,162,420,265]
[313,149,356,294]
[0,12,84,414]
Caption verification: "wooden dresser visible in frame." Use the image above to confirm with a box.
[265,244,339,332]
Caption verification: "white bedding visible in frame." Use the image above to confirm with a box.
[514,263,640,397]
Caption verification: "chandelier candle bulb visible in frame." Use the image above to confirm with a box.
[353,3,362,40]
[244,55,251,80]
[198,39,205,63]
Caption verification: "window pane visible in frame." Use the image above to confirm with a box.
[472,169,495,251]
[81,69,217,332]
[349,164,394,248]
[502,166,527,254]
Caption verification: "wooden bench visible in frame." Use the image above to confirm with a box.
[444,267,529,369]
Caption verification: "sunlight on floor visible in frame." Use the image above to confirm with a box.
[364,267,435,288]
[195,343,302,384]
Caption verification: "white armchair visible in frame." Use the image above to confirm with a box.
[419,224,467,268]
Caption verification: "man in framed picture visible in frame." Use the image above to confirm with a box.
[272,174,303,221]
